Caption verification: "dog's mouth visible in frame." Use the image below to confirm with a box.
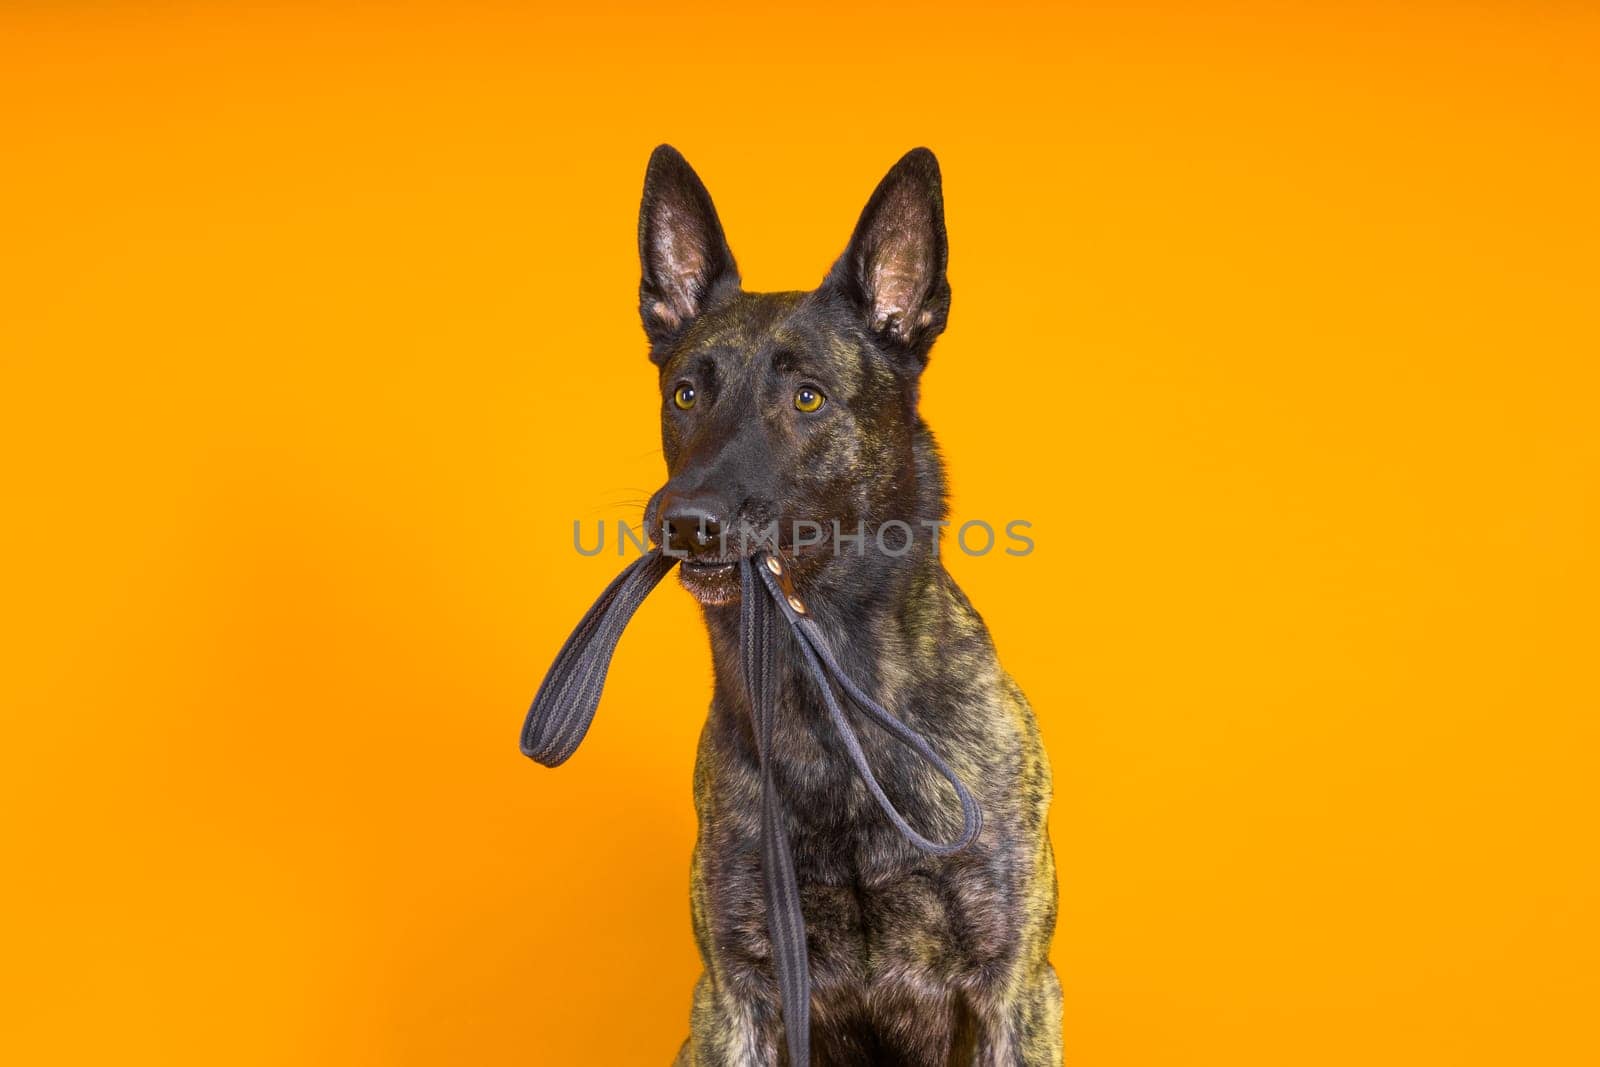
[674,542,842,606]
[655,526,855,607]
[679,556,740,570]
[675,555,745,605]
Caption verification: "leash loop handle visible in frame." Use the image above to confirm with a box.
[520,550,675,766]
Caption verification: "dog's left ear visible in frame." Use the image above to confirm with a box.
[823,148,951,366]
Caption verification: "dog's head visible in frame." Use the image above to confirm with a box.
[638,146,952,605]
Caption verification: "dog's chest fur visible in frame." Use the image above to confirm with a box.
[686,559,1056,1063]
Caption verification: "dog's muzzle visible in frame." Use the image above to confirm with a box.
[520,550,983,1066]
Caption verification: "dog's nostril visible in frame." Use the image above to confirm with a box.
[664,509,725,557]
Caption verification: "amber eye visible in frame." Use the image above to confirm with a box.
[673,384,696,410]
[794,386,825,413]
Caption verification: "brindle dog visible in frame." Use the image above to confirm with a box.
[635,146,1060,1065]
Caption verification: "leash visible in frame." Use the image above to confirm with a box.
[521,548,983,1065]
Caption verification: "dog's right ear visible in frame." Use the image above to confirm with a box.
[637,145,740,357]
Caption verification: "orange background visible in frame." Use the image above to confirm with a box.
[3,2,1597,1064]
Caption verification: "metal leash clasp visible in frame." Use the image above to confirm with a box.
[762,553,807,616]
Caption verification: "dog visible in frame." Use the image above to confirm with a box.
[634,145,1060,1065]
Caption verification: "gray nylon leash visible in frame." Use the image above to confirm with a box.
[521,548,983,1064]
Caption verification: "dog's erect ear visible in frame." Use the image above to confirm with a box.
[823,148,951,365]
[638,145,740,355]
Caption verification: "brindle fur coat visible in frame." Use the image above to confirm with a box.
[634,145,1060,1066]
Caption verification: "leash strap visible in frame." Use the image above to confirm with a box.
[521,549,982,1064]
[737,554,982,1065]
[739,559,811,1066]
[749,556,983,857]
[520,550,676,766]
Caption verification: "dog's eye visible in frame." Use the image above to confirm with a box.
[673,384,697,410]
[794,387,825,413]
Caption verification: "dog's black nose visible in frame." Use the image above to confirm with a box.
[661,495,727,559]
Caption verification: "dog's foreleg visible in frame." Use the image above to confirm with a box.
[677,972,780,1067]
[970,964,1063,1067]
